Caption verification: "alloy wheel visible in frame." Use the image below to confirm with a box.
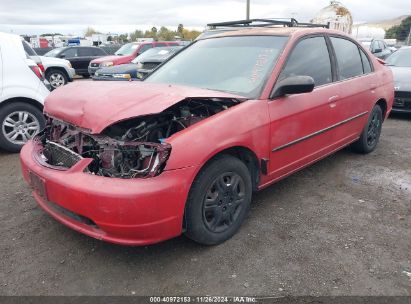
[202,172,246,233]
[366,111,381,147]
[49,73,65,88]
[1,111,40,145]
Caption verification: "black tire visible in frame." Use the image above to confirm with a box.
[351,105,383,154]
[46,69,68,90]
[0,102,45,153]
[184,155,252,245]
[82,74,90,79]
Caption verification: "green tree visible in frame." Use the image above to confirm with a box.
[385,16,411,41]
[130,30,144,41]
[118,34,129,43]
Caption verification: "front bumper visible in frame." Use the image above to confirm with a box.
[20,140,197,245]
[88,66,100,76]
[67,67,76,81]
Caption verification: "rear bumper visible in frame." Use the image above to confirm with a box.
[20,140,197,245]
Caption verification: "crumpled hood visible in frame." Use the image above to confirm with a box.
[44,81,243,133]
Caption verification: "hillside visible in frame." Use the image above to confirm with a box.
[365,15,410,30]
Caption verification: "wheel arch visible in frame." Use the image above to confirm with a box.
[375,98,387,120]
[191,145,261,193]
[45,66,70,80]
[0,97,44,112]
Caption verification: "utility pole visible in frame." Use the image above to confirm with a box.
[246,0,250,20]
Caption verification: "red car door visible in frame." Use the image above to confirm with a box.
[326,36,378,146]
[266,35,339,182]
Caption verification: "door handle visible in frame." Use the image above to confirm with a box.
[328,95,339,102]
[328,95,339,108]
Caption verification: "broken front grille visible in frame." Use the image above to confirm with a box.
[42,141,83,169]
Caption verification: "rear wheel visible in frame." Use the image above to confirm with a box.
[82,74,90,79]
[184,155,252,245]
[0,102,45,152]
[351,105,383,154]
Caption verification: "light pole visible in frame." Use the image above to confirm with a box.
[246,0,250,20]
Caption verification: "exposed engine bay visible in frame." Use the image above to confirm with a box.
[35,98,241,178]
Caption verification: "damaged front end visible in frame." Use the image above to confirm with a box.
[34,97,241,178]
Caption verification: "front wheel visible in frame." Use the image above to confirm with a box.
[184,155,252,245]
[46,69,68,90]
[0,102,45,152]
[351,104,383,154]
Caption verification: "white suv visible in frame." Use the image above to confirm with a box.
[0,32,50,152]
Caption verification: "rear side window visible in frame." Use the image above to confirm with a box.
[278,36,332,87]
[330,37,363,80]
[359,49,372,74]
[22,40,37,56]
[156,43,167,47]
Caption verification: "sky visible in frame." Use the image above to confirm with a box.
[0,0,410,36]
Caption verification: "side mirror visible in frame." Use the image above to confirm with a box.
[372,48,382,54]
[271,76,315,99]
[59,54,66,59]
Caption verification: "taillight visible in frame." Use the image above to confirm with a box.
[37,63,45,72]
[30,65,44,80]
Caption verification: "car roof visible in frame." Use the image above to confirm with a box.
[197,26,349,40]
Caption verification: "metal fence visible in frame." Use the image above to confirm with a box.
[33,45,122,56]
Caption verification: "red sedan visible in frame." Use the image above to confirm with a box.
[20,24,394,246]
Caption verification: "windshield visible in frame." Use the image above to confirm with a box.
[146,36,288,98]
[131,47,181,63]
[44,48,62,57]
[386,49,411,67]
[115,43,140,56]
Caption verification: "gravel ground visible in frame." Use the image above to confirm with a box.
[0,114,410,296]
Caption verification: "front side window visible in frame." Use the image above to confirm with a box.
[330,37,363,80]
[278,36,332,87]
[146,36,288,98]
[78,48,92,56]
[44,48,62,57]
[62,48,78,58]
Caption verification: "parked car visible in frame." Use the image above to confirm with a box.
[44,46,107,78]
[386,46,411,113]
[20,20,393,246]
[23,39,75,89]
[88,41,180,76]
[362,39,393,60]
[0,33,49,152]
[93,46,183,81]
[39,56,76,90]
